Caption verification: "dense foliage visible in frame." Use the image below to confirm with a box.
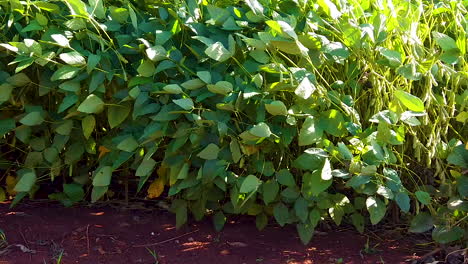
[0,0,466,245]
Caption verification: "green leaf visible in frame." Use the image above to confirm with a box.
[245,0,264,15]
[432,32,458,51]
[128,4,137,30]
[181,79,205,90]
[163,84,183,94]
[317,0,341,19]
[256,213,268,230]
[59,81,80,92]
[394,90,425,112]
[92,166,112,186]
[276,169,295,187]
[273,203,289,227]
[447,197,467,211]
[458,176,468,197]
[265,100,288,116]
[207,81,233,95]
[240,175,261,193]
[77,95,104,114]
[302,170,332,197]
[318,109,347,137]
[63,183,84,202]
[396,64,422,81]
[0,84,14,102]
[91,186,108,202]
[82,115,95,139]
[117,136,139,152]
[440,49,460,64]
[51,66,80,81]
[6,73,31,86]
[298,117,321,146]
[379,48,402,67]
[89,71,105,93]
[21,20,43,32]
[58,94,78,113]
[205,42,232,62]
[64,18,87,30]
[87,54,101,73]
[432,226,464,244]
[294,197,309,223]
[329,205,344,226]
[137,60,155,77]
[15,58,35,73]
[366,196,386,225]
[249,122,271,138]
[309,209,321,227]
[173,199,187,229]
[409,212,433,233]
[415,191,431,205]
[250,50,269,63]
[296,222,315,245]
[262,180,279,205]
[447,144,468,169]
[351,213,364,233]
[177,163,189,179]
[230,139,242,163]
[197,143,220,160]
[0,118,16,136]
[43,147,59,163]
[108,105,130,129]
[213,211,226,231]
[59,51,86,66]
[197,71,211,83]
[295,77,315,99]
[321,158,332,180]
[173,98,194,110]
[34,2,60,12]
[377,185,394,199]
[146,45,166,61]
[395,192,410,213]
[109,6,129,23]
[14,169,37,192]
[384,168,403,192]
[20,112,44,126]
[136,159,157,177]
[24,151,43,168]
[281,187,300,200]
[51,34,70,47]
[346,175,371,188]
[337,142,353,160]
[56,120,73,135]
[89,0,105,19]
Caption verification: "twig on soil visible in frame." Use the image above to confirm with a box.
[0,244,37,256]
[445,248,467,263]
[132,229,199,248]
[86,224,90,256]
[19,230,28,246]
[419,248,442,262]
[19,229,32,262]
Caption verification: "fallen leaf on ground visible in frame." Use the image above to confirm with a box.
[227,242,248,247]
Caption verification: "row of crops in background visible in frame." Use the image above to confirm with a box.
[0,0,466,245]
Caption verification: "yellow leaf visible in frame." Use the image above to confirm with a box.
[0,187,5,202]
[98,146,111,159]
[240,144,259,156]
[157,166,167,178]
[6,175,17,195]
[147,178,165,199]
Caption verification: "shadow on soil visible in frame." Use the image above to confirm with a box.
[0,202,423,264]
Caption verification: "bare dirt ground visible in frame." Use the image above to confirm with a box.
[0,201,424,264]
